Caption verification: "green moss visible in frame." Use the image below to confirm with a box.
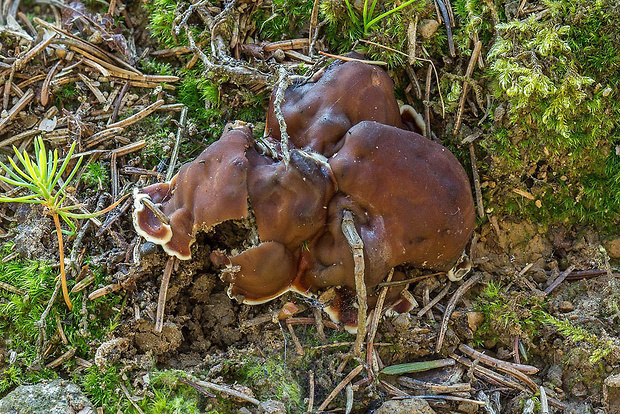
[474,0,620,229]
[82,161,110,190]
[253,0,314,41]
[0,246,124,403]
[139,371,202,414]
[235,355,304,412]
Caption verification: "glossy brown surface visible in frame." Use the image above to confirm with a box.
[133,126,253,259]
[134,62,476,329]
[265,60,403,157]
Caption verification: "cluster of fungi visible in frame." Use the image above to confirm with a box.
[133,59,476,331]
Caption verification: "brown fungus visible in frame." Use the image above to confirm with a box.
[133,125,254,260]
[297,121,476,328]
[265,59,404,157]
[133,62,476,330]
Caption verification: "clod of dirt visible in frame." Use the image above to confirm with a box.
[94,337,131,370]
[13,206,55,261]
[130,319,183,355]
[258,400,286,414]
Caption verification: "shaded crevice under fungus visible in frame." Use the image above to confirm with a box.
[133,60,476,330]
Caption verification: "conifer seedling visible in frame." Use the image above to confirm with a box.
[0,137,122,310]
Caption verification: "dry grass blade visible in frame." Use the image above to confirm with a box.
[155,257,175,333]
[367,268,393,370]
[436,273,482,353]
[453,41,482,134]
[107,99,164,129]
[78,73,106,103]
[397,376,472,393]
[88,283,121,300]
[45,347,76,369]
[318,50,387,66]
[0,280,25,295]
[317,365,364,411]
[41,61,61,107]
[458,344,539,374]
[187,378,260,405]
[0,88,34,133]
[13,33,57,71]
[544,264,576,295]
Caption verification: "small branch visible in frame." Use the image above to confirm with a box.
[45,347,76,369]
[186,377,260,405]
[273,66,291,165]
[469,138,485,218]
[436,273,482,353]
[367,269,393,372]
[341,210,366,357]
[453,41,483,135]
[458,344,539,374]
[308,371,315,412]
[155,257,175,333]
[35,279,61,364]
[285,321,304,356]
[417,282,451,318]
[544,264,576,295]
[107,99,165,129]
[166,106,188,181]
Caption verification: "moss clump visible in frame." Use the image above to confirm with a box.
[235,355,304,412]
[474,0,620,228]
[0,245,124,404]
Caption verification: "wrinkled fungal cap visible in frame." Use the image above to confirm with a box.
[133,125,253,260]
[265,60,403,157]
[298,121,476,326]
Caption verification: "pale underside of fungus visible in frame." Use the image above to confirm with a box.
[133,60,476,330]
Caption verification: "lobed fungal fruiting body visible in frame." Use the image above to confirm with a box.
[134,60,476,329]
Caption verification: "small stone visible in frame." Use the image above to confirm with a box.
[603,237,620,259]
[418,19,440,39]
[604,374,620,414]
[458,401,479,414]
[467,311,484,332]
[374,397,436,414]
[0,110,7,118]
[273,49,285,62]
[55,47,67,59]
[391,313,411,329]
[258,400,286,414]
[546,364,563,388]
[571,381,588,397]
[559,301,575,312]
[0,379,94,413]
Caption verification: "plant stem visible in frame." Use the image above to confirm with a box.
[52,212,72,310]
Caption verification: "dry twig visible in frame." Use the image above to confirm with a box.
[317,365,364,411]
[342,210,366,357]
[436,273,482,353]
[155,257,175,333]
